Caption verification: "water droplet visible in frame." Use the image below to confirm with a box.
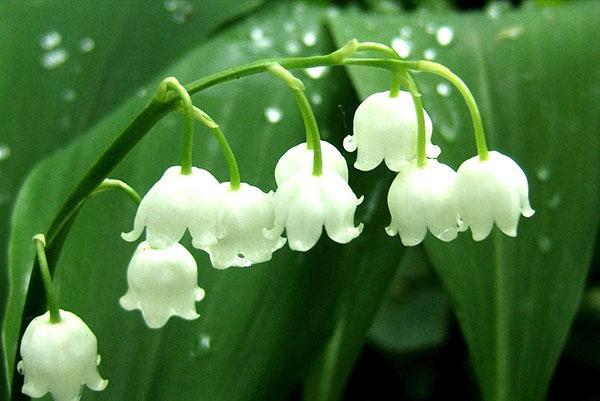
[547,193,561,209]
[391,37,411,58]
[250,27,264,41]
[423,48,437,60]
[439,123,456,142]
[311,93,322,105]
[164,0,178,11]
[284,21,296,33]
[136,87,147,98]
[40,31,62,50]
[264,107,282,123]
[285,40,301,55]
[399,26,412,39]
[436,26,454,46]
[302,31,317,47]
[496,25,524,41]
[79,37,95,53]
[305,66,328,79]
[436,82,451,97]
[537,236,552,253]
[42,48,68,70]
[62,88,76,103]
[486,2,510,19]
[250,28,272,49]
[425,22,437,34]
[17,361,23,375]
[165,0,193,24]
[536,166,550,182]
[199,334,211,350]
[0,144,11,161]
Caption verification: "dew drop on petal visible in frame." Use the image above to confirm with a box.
[436,26,454,46]
[79,37,95,53]
[547,193,561,209]
[42,48,68,70]
[62,88,76,103]
[0,144,11,161]
[302,31,317,47]
[391,37,411,58]
[305,66,328,79]
[537,235,552,254]
[536,166,551,182]
[265,107,282,123]
[423,48,437,60]
[40,31,62,50]
[436,82,451,97]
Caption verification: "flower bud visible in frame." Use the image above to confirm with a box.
[18,310,107,401]
[345,90,440,171]
[454,151,535,241]
[122,166,221,249]
[120,241,205,328]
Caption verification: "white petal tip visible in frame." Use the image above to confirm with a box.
[436,229,458,242]
[385,225,398,237]
[121,231,139,242]
[343,135,357,152]
[89,378,109,391]
[522,207,535,218]
[356,195,365,206]
[119,296,136,311]
[195,288,206,301]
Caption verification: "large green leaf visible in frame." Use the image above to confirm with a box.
[329,3,600,401]
[0,2,262,396]
[2,3,407,401]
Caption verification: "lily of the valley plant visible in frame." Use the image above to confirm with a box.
[17,39,533,401]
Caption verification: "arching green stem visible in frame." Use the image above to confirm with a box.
[92,178,141,204]
[32,234,61,323]
[191,106,241,190]
[400,73,428,168]
[412,60,490,160]
[356,42,403,96]
[268,63,322,176]
[156,77,195,174]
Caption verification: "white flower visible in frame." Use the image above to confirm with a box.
[18,310,107,401]
[275,140,349,185]
[119,241,205,329]
[386,159,464,246]
[270,171,364,251]
[202,183,286,269]
[455,151,535,241]
[122,166,221,249]
[344,90,440,171]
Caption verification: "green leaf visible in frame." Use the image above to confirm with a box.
[0,2,262,396]
[329,3,600,401]
[3,3,404,401]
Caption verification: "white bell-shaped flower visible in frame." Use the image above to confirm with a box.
[119,241,205,329]
[275,140,349,185]
[270,171,364,251]
[386,159,464,246]
[345,90,440,172]
[18,310,107,401]
[202,183,286,269]
[122,166,221,249]
[455,151,535,241]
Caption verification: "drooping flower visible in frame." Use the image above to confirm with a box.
[18,310,108,401]
[119,241,205,329]
[454,151,535,241]
[122,166,221,249]
[201,183,286,269]
[386,159,464,246]
[344,90,440,172]
[270,171,363,251]
[275,140,349,185]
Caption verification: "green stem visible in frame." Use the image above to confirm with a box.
[191,105,241,190]
[412,60,490,160]
[32,234,61,323]
[268,63,322,176]
[92,178,141,204]
[400,73,428,167]
[156,77,195,174]
[356,42,402,96]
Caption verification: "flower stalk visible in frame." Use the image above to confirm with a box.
[32,234,61,323]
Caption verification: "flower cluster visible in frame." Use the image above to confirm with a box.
[120,140,363,327]
[347,90,534,246]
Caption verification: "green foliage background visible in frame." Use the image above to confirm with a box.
[1,1,599,401]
